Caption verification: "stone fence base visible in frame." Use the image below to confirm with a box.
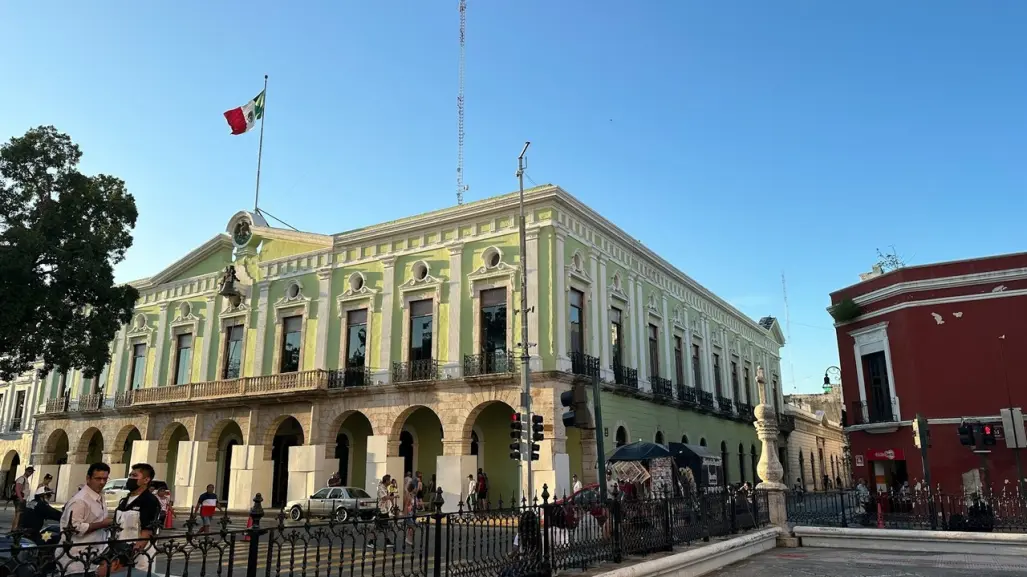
[794,526,1027,556]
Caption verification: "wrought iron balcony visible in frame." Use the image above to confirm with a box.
[611,362,638,389]
[698,390,715,409]
[569,351,601,379]
[464,351,515,377]
[392,359,439,383]
[650,376,673,399]
[717,396,734,413]
[328,366,374,388]
[850,398,897,425]
[735,401,754,422]
[44,396,68,414]
[7,418,21,432]
[677,385,697,405]
[76,394,103,412]
[778,413,796,433]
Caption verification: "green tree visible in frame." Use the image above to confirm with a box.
[0,126,139,381]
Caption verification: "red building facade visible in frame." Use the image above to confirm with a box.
[830,253,1027,494]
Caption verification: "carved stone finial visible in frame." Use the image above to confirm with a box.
[755,365,767,406]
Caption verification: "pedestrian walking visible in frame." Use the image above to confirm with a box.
[10,466,33,530]
[193,484,219,534]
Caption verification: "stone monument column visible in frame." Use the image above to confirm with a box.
[754,366,788,528]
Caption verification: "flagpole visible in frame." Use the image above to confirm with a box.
[254,74,268,213]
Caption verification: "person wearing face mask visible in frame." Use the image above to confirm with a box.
[99,463,160,577]
[59,463,113,577]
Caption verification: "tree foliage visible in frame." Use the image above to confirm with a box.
[0,126,139,381]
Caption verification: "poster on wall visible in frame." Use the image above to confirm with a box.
[854,455,865,467]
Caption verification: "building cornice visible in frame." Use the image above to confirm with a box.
[834,267,1027,310]
[143,235,235,288]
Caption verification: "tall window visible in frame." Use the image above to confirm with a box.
[610,308,624,366]
[569,289,584,354]
[691,344,702,388]
[174,334,193,385]
[744,366,752,402]
[674,336,684,386]
[280,316,303,373]
[480,288,507,355]
[345,309,368,367]
[409,299,434,361]
[130,344,147,389]
[223,325,244,379]
[12,391,25,427]
[57,373,68,397]
[648,324,660,378]
[713,353,723,396]
[731,361,740,401]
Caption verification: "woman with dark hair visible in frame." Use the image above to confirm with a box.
[502,511,545,577]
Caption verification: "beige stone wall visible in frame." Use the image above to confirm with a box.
[784,412,848,491]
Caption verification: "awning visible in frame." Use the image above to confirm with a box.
[608,441,672,462]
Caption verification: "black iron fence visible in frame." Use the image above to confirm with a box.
[463,352,516,377]
[3,489,770,577]
[327,366,375,388]
[392,359,440,383]
[786,490,1027,532]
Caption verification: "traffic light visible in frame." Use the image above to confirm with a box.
[509,413,524,460]
[982,424,997,447]
[561,385,588,429]
[530,415,544,461]
[958,422,975,446]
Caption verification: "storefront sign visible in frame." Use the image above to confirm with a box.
[854,455,865,467]
[865,448,904,461]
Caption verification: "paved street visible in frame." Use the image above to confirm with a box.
[713,548,1027,576]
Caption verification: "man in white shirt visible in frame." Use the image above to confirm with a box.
[10,466,34,530]
[572,474,583,494]
[59,463,113,577]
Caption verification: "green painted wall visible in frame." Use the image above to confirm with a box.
[390,249,450,365]
[475,402,518,503]
[170,248,233,282]
[337,413,372,488]
[258,239,327,263]
[599,393,761,486]
[406,408,443,481]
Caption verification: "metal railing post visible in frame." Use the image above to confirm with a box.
[839,491,847,527]
[432,488,444,577]
[246,493,264,577]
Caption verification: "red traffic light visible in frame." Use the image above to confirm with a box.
[512,413,522,422]
[984,425,992,435]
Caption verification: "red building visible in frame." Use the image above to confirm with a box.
[830,252,1027,494]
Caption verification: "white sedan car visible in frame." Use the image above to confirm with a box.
[285,486,378,522]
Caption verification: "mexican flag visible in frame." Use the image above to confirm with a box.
[223,90,265,135]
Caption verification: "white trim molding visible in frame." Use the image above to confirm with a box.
[849,321,900,423]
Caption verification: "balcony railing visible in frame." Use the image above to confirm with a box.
[650,376,673,399]
[850,398,897,425]
[735,401,754,422]
[76,394,102,412]
[677,385,697,405]
[132,370,326,406]
[569,351,601,379]
[8,418,21,432]
[698,390,715,409]
[44,397,68,414]
[392,359,439,383]
[114,390,134,408]
[328,366,374,388]
[463,352,515,377]
[611,362,638,389]
[717,396,734,413]
[778,414,796,433]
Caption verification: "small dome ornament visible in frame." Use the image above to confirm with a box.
[232,219,253,246]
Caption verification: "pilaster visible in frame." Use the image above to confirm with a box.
[598,258,611,380]
[199,296,217,382]
[683,309,695,389]
[251,282,271,376]
[149,303,170,388]
[110,325,127,393]
[378,257,397,381]
[588,254,600,360]
[661,295,672,383]
[446,245,463,377]
[554,230,567,368]
[634,277,648,389]
[525,230,541,371]
[314,268,333,370]
[702,317,713,393]
[626,274,638,370]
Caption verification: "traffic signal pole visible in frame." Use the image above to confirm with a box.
[592,363,609,501]
[516,142,534,503]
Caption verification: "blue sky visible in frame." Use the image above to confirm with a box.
[3,1,1026,394]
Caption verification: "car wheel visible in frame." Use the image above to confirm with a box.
[334,508,349,523]
[290,505,303,521]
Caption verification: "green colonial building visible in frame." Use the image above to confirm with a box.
[32,185,786,512]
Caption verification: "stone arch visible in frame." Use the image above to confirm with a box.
[322,410,377,447]
[111,425,143,465]
[204,418,248,461]
[389,405,437,442]
[76,427,104,463]
[44,429,70,465]
[1,450,18,471]
[459,399,518,443]
[157,422,191,463]
[262,414,306,461]
[326,410,374,487]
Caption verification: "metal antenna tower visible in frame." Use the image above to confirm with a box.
[782,273,797,392]
[456,0,468,205]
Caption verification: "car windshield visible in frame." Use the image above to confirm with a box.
[312,488,331,499]
[347,488,371,499]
